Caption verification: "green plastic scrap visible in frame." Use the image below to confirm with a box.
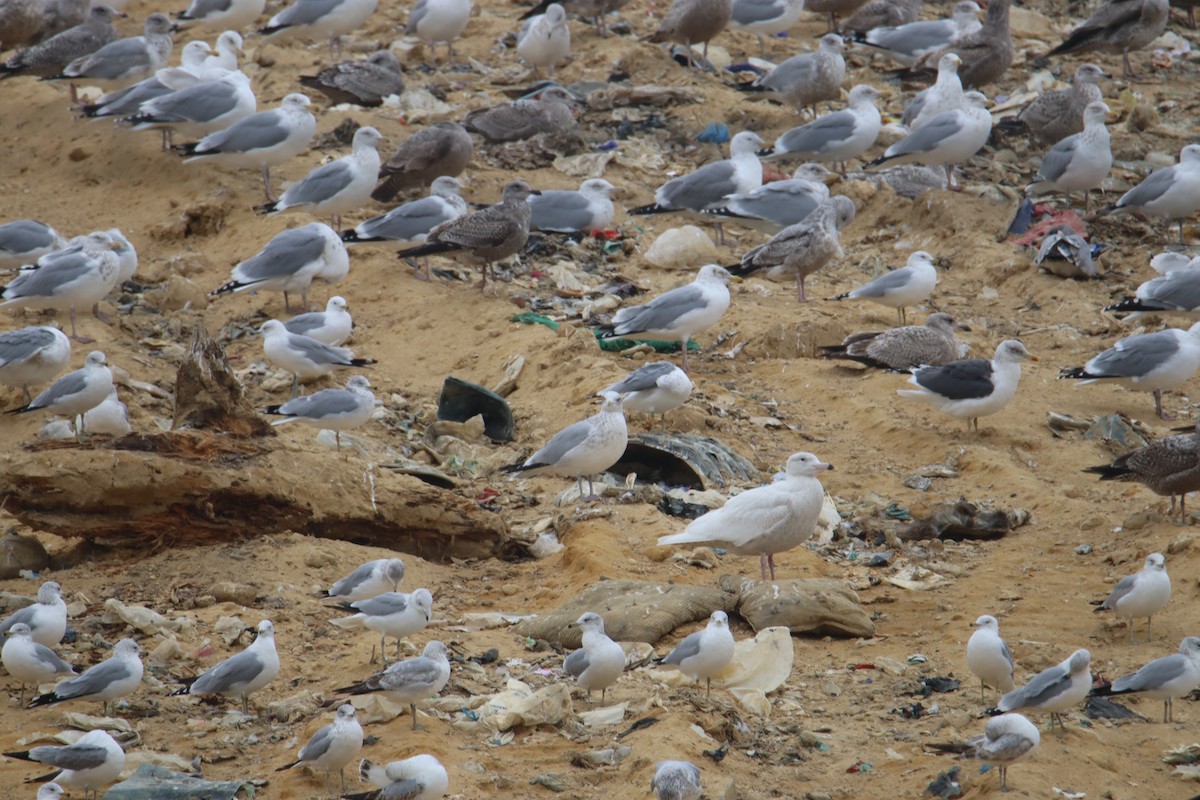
[510,312,559,331]
[593,331,699,353]
[883,503,912,521]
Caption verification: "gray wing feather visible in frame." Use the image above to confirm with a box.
[1000,639,1013,668]
[379,657,440,690]
[57,658,132,699]
[27,743,109,771]
[184,0,235,17]
[613,285,706,335]
[728,183,823,224]
[142,81,237,124]
[282,161,355,207]
[290,336,355,366]
[981,731,1037,761]
[297,722,335,761]
[405,0,428,33]
[563,648,589,678]
[524,421,592,468]
[530,191,593,232]
[733,0,787,24]
[851,268,916,298]
[0,606,36,633]
[1144,273,1200,311]
[1038,137,1080,183]
[357,197,453,240]
[330,562,378,596]
[283,311,326,336]
[1112,654,1188,693]
[1119,167,1178,209]
[1001,666,1070,710]
[277,388,362,419]
[890,113,963,156]
[33,643,74,672]
[760,54,816,90]
[658,162,738,210]
[191,649,263,694]
[0,328,57,366]
[660,631,703,666]
[31,371,89,408]
[237,229,326,282]
[1087,332,1180,378]
[381,778,424,800]
[1100,573,1138,607]
[198,111,289,154]
[350,593,409,616]
[605,362,677,394]
[6,257,95,297]
[0,222,58,254]
[867,20,953,54]
[274,0,347,27]
[68,37,148,79]
[778,112,856,154]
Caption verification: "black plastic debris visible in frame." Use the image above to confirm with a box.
[865,552,892,567]
[906,676,961,697]
[616,717,659,739]
[926,766,963,799]
[436,376,515,442]
[1007,197,1034,236]
[703,743,728,762]
[657,496,712,520]
[894,702,925,719]
[1085,695,1147,720]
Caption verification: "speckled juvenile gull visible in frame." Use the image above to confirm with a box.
[729,0,804,56]
[33,0,88,43]
[176,0,265,30]
[125,70,257,145]
[762,85,880,173]
[0,220,65,268]
[0,581,67,646]
[1048,0,1168,77]
[529,178,616,234]
[998,63,1109,145]
[702,163,831,234]
[930,713,1039,792]
[966,615,1014,701]
[819,312,969,370]
[1092,553,1171,643]
[601,361,693,428]
[336,640,451,730]
[1,623,75,697]
[1026,101,1112,211]
[276,704,362,793]
[211,222,347,312]
[994,648,1091,730]
[53,12,173,88]
[599,265,732,371]
[851,1,979,66]
[659,451,832,580]
[564,612,625,702]
[3,729,124,798]
[325,559,405,602]
[648,0,732,67]
[1060,322,1200,419]
[1095,636,1200,722]
[258,0,378,54]
[652,760,702,800]
[656,610,734,698]
[396,179,537,287]
[503,392,627,499]
[0,326,70,402]
[845,0,921,32]
[828,250,938,324]
[914,0,1011,87]
[257,126,382,228]
[872,90,990,190]
[347,176,466,244]
[265,374,375,450]
[754,33,845,115]
[0,4,117,79]
[371,122,472,202]
[899,339,1033,432]
[406,0,471,59]
[0,0,41,52]
[174,93,314,201]
[82,386,130,436]
[1086,419,1200,522]
[729,196,855,302]
[284,295,352,345]
[462,85,577,143]
[517,2,569,77]
[902,52,962,130]
[172,619,279,713]
[259,320,373,397]
[300,50,403,107]
[1034,225,1098,278]
[356,754,449,800]
[7,350,112,433]
[1106,145,1200,244]
[331,586,431,664]
[29,637,142,714]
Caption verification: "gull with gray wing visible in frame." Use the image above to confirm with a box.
[828,250,938,324]
[564,612,625,702]
[264,374,375,449]
[258,320,374,398]
[256,126,382,229]
[1093,636,1200,722]
[702,163,831,234]
[818,312,969,370]
[966,615,1014,701]
[347,176,467,245]
[4,729,125,799]
[335,640,451,730]
[1026,101,1112,211]
[652,760,701,800]
[899,339,1034,432]
[172,619,279,713]
[284,296,352,346]
[0,220,65,268]
[325,558,405,602]
[276,704,363,793]
[656,610,734,698]
[1091,553,1171,642]
[529,178,617,234]
[993,648,1091,731]
[929,713,1039,791]
[0,325,71,402]
[601,361,692,429]
[29,637,143,714]
[331,587,432,664]
[0,581,67,645]
[210,223,347,312]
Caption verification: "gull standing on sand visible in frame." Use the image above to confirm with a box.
[1092,553,1171,643]
[966,615,1015,701]
[0,220,65,268]
[174,93,317,202]
[2,622,75,697]
[284,296,352,346]
[336,640,451,730]
[753,33,846,116]
[520,0,630,36]
[818,312,969,370]
[371,122,472,202]
[406,0,471,59]
[52,12,173,89]
[503,392,627,499]
[729,0,805,56]
[276,704,363,793]
[1107,262,1200,320]
[346,177,467,244]
[702,164,831,234]
[264,375,376,450]
[175,0,266,30]
[899,339,1034,432]
[563,612,625,702]
[0,582,67,646]
[1085,420,1200,524]
[463,86,578,143]
[1093,636,1200,722]
[648,0,732,68]
[930,713,1039,792]
[517,3,570,77]
[330,587,433,664]
[211,223,348,312]
[652,761,702,800]
[124,70,257,148]
[357,754,449,800]
[258,0,378,55]
[325,558,405,602]
[0,5,119,79]
[75,41,214,133]
[1059,322,1200,419]
[913,0,1011,88]
[299,50,404,107]
[657,610,734,699]
[599,265,732,371]
[871,90,991,191]
[993,648,1091,731]
[0,326,71,402]
[3,730,125,798]
[658,452,832,580]
[903,52,962,129]
[828,250,937,324]
[850,2,980,67]
[7,351,113,437]
[1047,0,1168,77]
[999,63,1109,145]
[729,196,856,302]
[1106,145,1200,244]
[761,85,881,173]
[1026,101,1112,211]
[258,320,374,398]
[600,362,693,429]
[256,126,382,229]
[529,178,617,234]
[172,619,280,713]
[30,637,142,714]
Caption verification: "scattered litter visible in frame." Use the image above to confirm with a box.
[925,765,962,798]
[695,122,730,144]
[104,764,251,800]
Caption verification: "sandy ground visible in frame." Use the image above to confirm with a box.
[2,0,1200,797]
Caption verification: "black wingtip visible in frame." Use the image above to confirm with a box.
[263,404,284,415]
[27,692,57,708]
[275,760,299,772]
[628,203,671,216]
[209,279,243,298]
[3,749,31,761]
[1058,367,1088,380]
[755,146,775,158]
[253,202,275,216]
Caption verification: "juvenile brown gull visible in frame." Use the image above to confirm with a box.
[299,49,403,107]
[462,85,577,143]
[818,312,969,370]
[648,0,732,68]
[1047,0,1168,78]
[753,33,845,116]
[371,121,472,202]
[997,63,1109,145]
[1085,420,1200,523]
[0,5,118,80]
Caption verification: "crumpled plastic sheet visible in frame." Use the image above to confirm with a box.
[103,763,251,800]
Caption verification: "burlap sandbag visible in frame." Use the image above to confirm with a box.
[513,579,735,648]
[722,575,875,638]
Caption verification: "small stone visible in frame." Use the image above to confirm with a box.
[304,549,337,568]
[1168,532,1194,554]
[1075,544,1092,555]
[875,656,907,676]
[210,582,257,606]
[68,148,90,162]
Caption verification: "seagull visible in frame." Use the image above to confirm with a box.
[529,178,617,234]
[992,648,1091,732]
[648,0,732,68]
[346,176,468,245]
[405,0,471,60]
[36,783,65,800]
[902,52,963,130]
[849,2,980,66]
[899,339,1034,432]
[997,63,1110,145]
[0,325,71,403]
[371,122,473,202]
[929,713,1039,791]
[258,0,378,56]
[1085,420,1200,524]
[7,351,114,437]
[753,33,846,116]
[3,729,125,798]
[299,50,404,107]
[335,640,451,730]
[1026,101,1112,211]
[658,451,832,580]
[1106,261,1200,320]
[870,90,991,191]
[283,296,352,346]
[598,265,732,371]
[563,612,626,702]
[0,581,68,646]
[175,0,266,30]
[1059,322,1200,419]
[255,126,383,229]
[910,0,1012,88]
[520,0,630,36]
[51,12,173,90]
[171,619,280,714]
[652,760,702,800]
[463,87,579,144]
[1092,636,1200,722]
[0,220,66,268]
[258,320,374,398]
[81,386,131,437]
[966,615,1015,702]
[844,0,922,32]
[828,250,938,324]
[1,622,75,699]
[701,163,832,234]
[1092,553,1171,643]
[330,587,432,664]
[264,374,375,450]
[123,69,257,147]
[29,637,143,715]
[656,610,734,699]
[1105,144,1200,244]
[324,558,405,602]
[760,84,881,173]
[729,0,804,56]
[0,5,119,80]
[275,704,363,793]
[503,392,628,499]
[818,312,969,370]
[354,754,449,800]
[210,223,348,312]
[1046,0,1169,77]
[600,361,693,430]
[517,2,570,77]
